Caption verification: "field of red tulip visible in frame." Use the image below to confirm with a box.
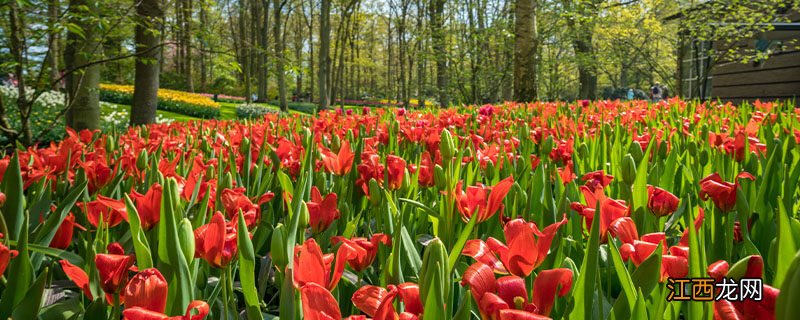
[0,98,799,320]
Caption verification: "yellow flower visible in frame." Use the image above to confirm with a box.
[100,84,220,109]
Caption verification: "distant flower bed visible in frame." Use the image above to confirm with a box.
[198,93,245,103]
[100,84,220,118]
[336,98,436,108]
[235,103,276,119]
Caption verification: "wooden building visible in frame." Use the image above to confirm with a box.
[674,10,800,102]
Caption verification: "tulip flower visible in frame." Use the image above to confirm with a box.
[299,283,368,320]
[0,233,18,276]
[80,160,114,194]
[581,170,614,191]
[455,176,514,223]
[80,195,129,228]
[319,140,355,176]
[292,238,350,291]
[609,217,689,281]
[462,216,567,277]
[386,155,406,190]
[59,259,94,300]
[331,233,391,272]
[130,183,163,231]
[181,174,216,207]
[123,268,168,313]
[414,151,435,188]
[194,212,238,269]
[220,187,260,227]
[356,152,384,195]
[570,187,630,243]
[351,283,423,319]
[699,172,755,212]
[461,262,573,319]
[122,300,210,320]
[49,213,86,249]
[647,185,680,217]
[96,243,136,294]
[307,187,340,234]
[707,256,779,320]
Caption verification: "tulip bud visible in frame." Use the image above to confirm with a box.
[221,172,233,190]
[542,136,554,155]
[621,154,637,185]
[434,165,446,190]
[298,202,310,232]
[332,134,341,152]
[658,141,668,159]
[419,238,449,307]
[178,218,195,264]
[699,150,709,166]
[603,123,613,137]
[577,143,588,159]
[402,168,411,191]
[205,165,215,180]
[368,179,382,206]
[271,224,289,271]
[629,141,644,163]
[485,160,496,181]
[700,124,709,141]
[241,137,251,155]
[776,250,800,319]
[440,129,455,161]
[137,149,149,172]
[687,140,697,156]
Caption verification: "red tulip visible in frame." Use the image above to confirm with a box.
[351,283,423,319]
[59,259,94,300]
[319,140,355,176]
[610,218,689,281]
[356,152,384,195]
[96,244,136,294]
[194,212,237,269]
[463,216,567,277]
[181,174,216,207]
[80,195,129,228]
[461,262,573,319]
[299,283,343,320]
[123,268,168,313]
[130,183,163,231]
[331,233,391,272]
[49,213,86,249]
[292,238,349,291]
[455,176,515,223]
[647,185,680,217]
[707,256,779,320]
[386,155,406,190]
[220,187,260,228]
[0,233,18,276]
[307,187,340,234]
[122,300,210,320]
[581,170,614,191]
[80,160,114,194]
[0,191,6,207]
[571,187,629,243]
[415,151,435,188]
[699,172,755,212]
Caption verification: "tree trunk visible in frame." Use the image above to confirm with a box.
[274,0,288,111]
[131,0,164,125]
[240,0,252,103]
[574,34,597,99]
[257,0,270,102]
[318,0,331,110]
[429,0,448,107]
[513,0,537,102]
[47,0,61,91]
[65,0,101,131]
[184,0,193,91]
[199,0,208,92]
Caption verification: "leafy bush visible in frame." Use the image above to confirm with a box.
[235,103,276,119]
[269,101,318,114]
[100,84,221,118]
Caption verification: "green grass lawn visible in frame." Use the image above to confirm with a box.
[101,101,316,124]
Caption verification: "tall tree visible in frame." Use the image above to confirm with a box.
[47,0,61,91]
[131,0,164,125]
[65,0,101,131]
[318,0,332,110]
[274,0,288,111]
[563,0,598,100]
[429,0,448,107]
[514,0,537,102]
